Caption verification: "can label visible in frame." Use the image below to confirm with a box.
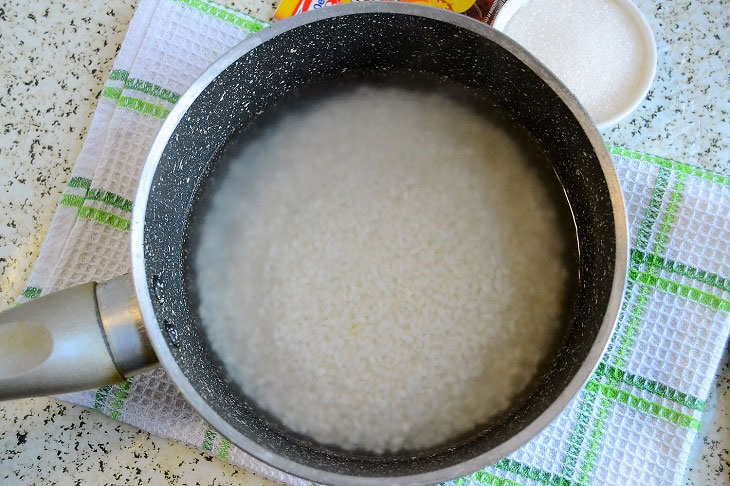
[274,0,509,23]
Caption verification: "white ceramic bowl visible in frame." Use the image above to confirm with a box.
[492,0,657,130]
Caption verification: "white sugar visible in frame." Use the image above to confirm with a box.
[504,0,649,123]
[196,85,572,453]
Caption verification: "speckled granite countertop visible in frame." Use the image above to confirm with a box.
[0,0,727,485]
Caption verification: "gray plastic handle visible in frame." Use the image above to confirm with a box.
[0,274,158,400]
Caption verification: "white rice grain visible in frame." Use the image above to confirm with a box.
[196,85,571,453]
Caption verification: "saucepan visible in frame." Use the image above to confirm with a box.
[0,4,628,485]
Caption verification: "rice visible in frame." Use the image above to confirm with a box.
[195,84,572,453]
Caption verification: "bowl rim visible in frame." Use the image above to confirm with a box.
[492,0,658,130]
[131,3,629,485]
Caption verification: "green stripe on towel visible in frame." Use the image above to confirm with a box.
[458,471,525,486]
[594,363,706,412]
[86,188,133,212]
[93,385,113,411]
[588,381,701,430]
[67,176,91,189]
[124,78,180,104]
[21,286,42,299]
[102,86,123,101]
[495,458,573,486]
[117,96,170,119]
[93,381,132,418]
[78,206,131,231]
[108,381,132,419]
[60,193,85,208]
[175,0,268,32]
[200,426,232,460]
[631,249,730,293]
[103,75,180,111]
[217,437,231,460]
[60,177,133,231]
[628,269,730,312]
[62,185,131,213]
[202,427,217,452]
[607,145,730,187]
[108,69,129,81]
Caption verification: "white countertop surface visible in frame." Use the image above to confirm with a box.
[0,0,728,484]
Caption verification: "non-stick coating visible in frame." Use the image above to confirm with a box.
[140,6,619,483]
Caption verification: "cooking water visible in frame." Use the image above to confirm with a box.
[194,78,577,453]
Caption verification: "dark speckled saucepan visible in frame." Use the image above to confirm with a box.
[0,3,628,484]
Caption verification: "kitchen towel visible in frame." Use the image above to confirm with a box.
[16,0,730,485]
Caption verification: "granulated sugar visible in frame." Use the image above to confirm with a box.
[195,84,573,453]
[503,0,648,123]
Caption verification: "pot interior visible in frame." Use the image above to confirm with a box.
[141,7,617,481]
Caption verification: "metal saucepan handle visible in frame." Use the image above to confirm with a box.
[0,274,159,400]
